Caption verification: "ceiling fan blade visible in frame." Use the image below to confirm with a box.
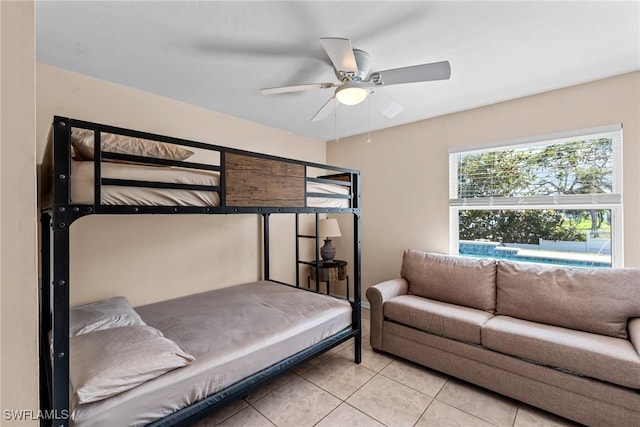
[371,61,451,86]
[261,83,335,95]
[311,96,338,122]
[370,91,405,118]
[320,37,358,74]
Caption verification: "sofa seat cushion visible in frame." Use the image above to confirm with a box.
[384,295,494,344]
[496,261,640,339]
[482,315,640,389]
[401,250,497,312]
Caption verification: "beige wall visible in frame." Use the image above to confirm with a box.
[1,1,39,425]
[328,72,640,297]
[36,63,326,306]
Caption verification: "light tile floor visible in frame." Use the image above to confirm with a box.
[196,310,581,427]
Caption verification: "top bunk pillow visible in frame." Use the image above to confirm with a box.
[70,296,145,337]
[71,128,194,163]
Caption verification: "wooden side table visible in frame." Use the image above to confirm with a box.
[308,260,348,297]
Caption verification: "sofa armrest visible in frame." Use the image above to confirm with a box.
[630,318,640,356]
[366,279,409,350]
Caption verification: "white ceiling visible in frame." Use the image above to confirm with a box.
[36,1,640,142]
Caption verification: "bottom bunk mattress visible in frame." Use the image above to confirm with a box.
[69,281,352,426]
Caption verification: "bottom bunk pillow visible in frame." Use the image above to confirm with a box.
[70,325,195,404]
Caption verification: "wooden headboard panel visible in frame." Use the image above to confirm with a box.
[225,152,306,207]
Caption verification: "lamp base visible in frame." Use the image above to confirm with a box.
[320,238,336,262]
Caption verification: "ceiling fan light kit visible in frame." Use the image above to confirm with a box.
[335,82,369,105]
[261,37,451,121]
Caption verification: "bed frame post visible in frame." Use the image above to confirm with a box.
[353,211,362,364]
[263,213,270,280]
[93,130,102,206]
[50,116,72,425]
[353,174,362,364]
[314,213,321,293]
[51,225,70,426]
[295,213,300,288]
[39,212,52,421]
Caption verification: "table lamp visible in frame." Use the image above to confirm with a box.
[318,218,342,263]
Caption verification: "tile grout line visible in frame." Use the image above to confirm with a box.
[512,405,520,427]
[300,344,391,427]
[239,372,303,426]
[342,399,390,427]
[404,365,454,426]
[310,402,341,427]
[430,379,507,427]
[432,399,504,427]
[362,371,436,427]
[376,361,448,399]
[246,400,277,427]
[412,396,435,427]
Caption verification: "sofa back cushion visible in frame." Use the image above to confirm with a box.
[496,261,640,339]
[401,250,497,312]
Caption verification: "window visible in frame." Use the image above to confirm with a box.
[449,125,622,267]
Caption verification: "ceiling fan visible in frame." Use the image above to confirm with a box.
[260,37,451,121]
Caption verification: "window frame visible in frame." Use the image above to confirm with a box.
[448,124,623,267]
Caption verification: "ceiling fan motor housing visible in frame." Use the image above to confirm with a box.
[339,49,370,81]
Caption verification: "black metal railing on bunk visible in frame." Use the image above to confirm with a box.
[49,116,359,225]
[41,116,361,426]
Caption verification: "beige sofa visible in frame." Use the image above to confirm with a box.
[367,250,640,427]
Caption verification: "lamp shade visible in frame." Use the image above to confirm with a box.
[335,82,368,106]
[318,218,342,238]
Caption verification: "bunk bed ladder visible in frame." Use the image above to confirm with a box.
[295,213,322,292]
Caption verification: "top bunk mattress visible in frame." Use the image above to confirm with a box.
[69,160,351,208]
[69,281,352,426]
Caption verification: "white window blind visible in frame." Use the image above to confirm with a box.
[449,127,622,207]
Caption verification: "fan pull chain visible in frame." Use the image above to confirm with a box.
[334,103,339,143]
[366,93,372,144]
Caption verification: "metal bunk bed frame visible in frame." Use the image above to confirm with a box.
[40,116,362,426]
